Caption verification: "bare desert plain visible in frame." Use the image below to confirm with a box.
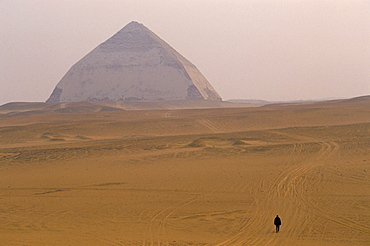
[0,97,369,245]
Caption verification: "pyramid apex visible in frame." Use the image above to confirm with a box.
[112,21,149,37]
[128,21,141,25]
[122,21,145,30]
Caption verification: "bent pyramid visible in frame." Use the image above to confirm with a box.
[47,21,222,103]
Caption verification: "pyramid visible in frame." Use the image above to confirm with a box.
[47,21,222,103]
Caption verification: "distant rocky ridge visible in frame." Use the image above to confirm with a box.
[0,100,249,115]
[47,21,221,103]
[1,96,369,116]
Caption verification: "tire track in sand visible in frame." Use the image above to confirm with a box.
[215,131,344,245]
[141,193,205,246]
[199,118,223,133]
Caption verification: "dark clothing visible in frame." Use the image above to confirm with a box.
[274,217,281,226]
[274,216,281,232]
[275,225,280,232]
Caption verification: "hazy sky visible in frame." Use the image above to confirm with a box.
[1,0,369,104]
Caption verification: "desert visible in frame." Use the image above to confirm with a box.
[0,97,369,245]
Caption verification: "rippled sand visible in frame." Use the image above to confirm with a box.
[1,98,369,245]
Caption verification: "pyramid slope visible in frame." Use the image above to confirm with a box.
[47,22,221,103]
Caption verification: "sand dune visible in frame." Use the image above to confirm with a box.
[0,97,369,245]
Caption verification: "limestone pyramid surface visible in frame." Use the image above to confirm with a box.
[47,21,222,103]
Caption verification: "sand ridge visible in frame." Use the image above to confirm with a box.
[0,97,369,245]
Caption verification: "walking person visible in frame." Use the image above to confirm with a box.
[274,215,281,233]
